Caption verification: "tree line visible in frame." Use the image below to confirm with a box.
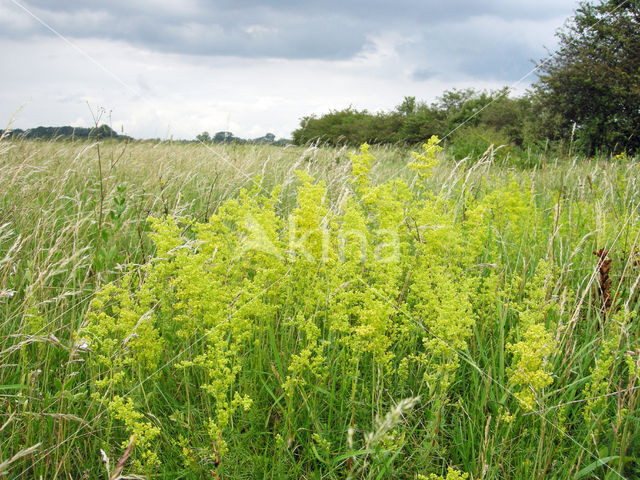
[195,131,290,146]
[0,124,130,141]
[293,0,640,156]
[292,88,537,159]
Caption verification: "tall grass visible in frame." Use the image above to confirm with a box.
[1,137,639,479]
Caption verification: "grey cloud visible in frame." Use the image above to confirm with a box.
[207,0,576,23]
[123,15,367,59]
[453,44,540,81]
[4,1,578,56]
[401,12,567,83]
[1,0,578,82]
[411,67,440,81]
[3,2,371,60]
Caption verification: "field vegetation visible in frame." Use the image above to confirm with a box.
[1,3,639,477]
[1,137,639,479]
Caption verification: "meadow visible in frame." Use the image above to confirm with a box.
[1,138,639,479]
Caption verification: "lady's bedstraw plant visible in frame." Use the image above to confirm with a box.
[80,139,481,476]
[408,135,442,181]
[78,138,615,478]
[507,260,556,411]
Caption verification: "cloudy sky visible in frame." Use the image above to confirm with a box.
[0,0,580,140]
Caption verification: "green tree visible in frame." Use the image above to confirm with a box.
[477,93,535,147]
[435,88,494,134]
[398,107,445,144]
[396,96,417,116]
[533,0,640,154]
[292,108,402,146]
[196,131,211,143]
[213,131,235,143]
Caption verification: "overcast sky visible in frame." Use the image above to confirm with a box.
[0,0,580,140]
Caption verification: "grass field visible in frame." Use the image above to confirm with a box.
[1,138,639,479]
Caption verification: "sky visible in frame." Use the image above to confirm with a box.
[0,0,581,140]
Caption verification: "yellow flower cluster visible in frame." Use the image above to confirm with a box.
[507,261,556,411]
[419,467,469,480]
[80,139,560,474]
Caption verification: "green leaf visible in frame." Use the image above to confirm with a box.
[0,384,26,391]
[575,456,634,479]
